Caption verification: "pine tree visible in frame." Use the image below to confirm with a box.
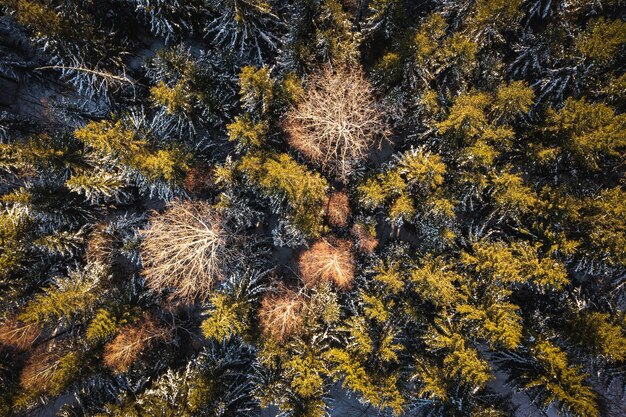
[238,152,328,237]
[545,97,626,171]
[576,17,626,63]
[526,341,599,417]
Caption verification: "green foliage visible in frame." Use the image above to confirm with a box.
[65,171,124,202]
[424,323,493,390]
[527,341,599,417]
[489,170,537,216]
[239,65,275,115]
[150,80,193,114]
[472,0,523,33]
[577,18,626,62]
[238,152,328,236]
[545,97,626,170]
[373,261,405,294]
[577,312,626,362]
[581,187,626,266]
[457,301,522,349]
[227,114,268,150]
[0,213,29,279]
[9,0,64,38]
[19,264,106,324]
[438,91,491,140]
[358,149,451,225]
[462,241,569,290]
[75,119,190,183]
[494,81,534,120]
[86,308,127,344]
[410,258,465,308]
[325,348,405,415]
[2,1,625,416]
[200,292,248,340]
[285,350,326,399]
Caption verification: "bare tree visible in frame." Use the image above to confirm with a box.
[283,66,389,183]
[258,290,305,342]
[325,191,351,228]
[299,238,355,290]
[351,223,378,255]
[0,317,40,351]
[103,314,171,373]
[140,200,238,302]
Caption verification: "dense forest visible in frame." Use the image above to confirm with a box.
[0,1,625,416]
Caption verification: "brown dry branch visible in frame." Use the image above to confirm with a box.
[351,223,379,255]
[19,341,78,394]
[85,222,116,265]
[325,191,351,228]
[258,290,306,342]
[140,200,238,302]
[103,315,171,373]
[183,166,214,194]
[0,317,41,350]
[20,347,63,392]
[299,238,355,290]
[283,66,389,183]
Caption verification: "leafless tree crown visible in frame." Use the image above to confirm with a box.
[103,315,171,373]
[140,200,237,302]
[258,290,305,342]
[299,238,355,290]
[325,191,351,228]
[284,66,389,183]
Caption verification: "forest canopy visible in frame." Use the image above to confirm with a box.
[0,1,625,417]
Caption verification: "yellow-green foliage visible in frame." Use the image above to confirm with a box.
[577,18,626,62]
[462,241,569,290]
[545,97,626,170]
[358,149,450,224]
[19,265,105,324]
[239,66,275,115]
[325,348,405,415]
[10,0,63,38]
[527,341,598,417]
[150,81,193,114]
[425,323,493,389]
[411,14,477,82]
[397,150,446,190]
[472,0,523,32]
[457,301,522,349]
[200,293,248,340]
[413,359,449,401]
[494,81,535,120]
[361,292,392,323]
[438,91,491,139]
[373,52,403,85]
[238,152,328,236]
[285,351,325,398]
[75,119,190,183]
[0,213,29,278]
[65,171,124,202]
[227,114,268,149]
[373,262,405,294]
[86,309,126,344]
[101,367,221,417]
[19,347,83,398]
[583,187,626,266]
[410,258,466,308]
[578,312,626,362]
[413,14,448,66]
[489,170,537,215]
